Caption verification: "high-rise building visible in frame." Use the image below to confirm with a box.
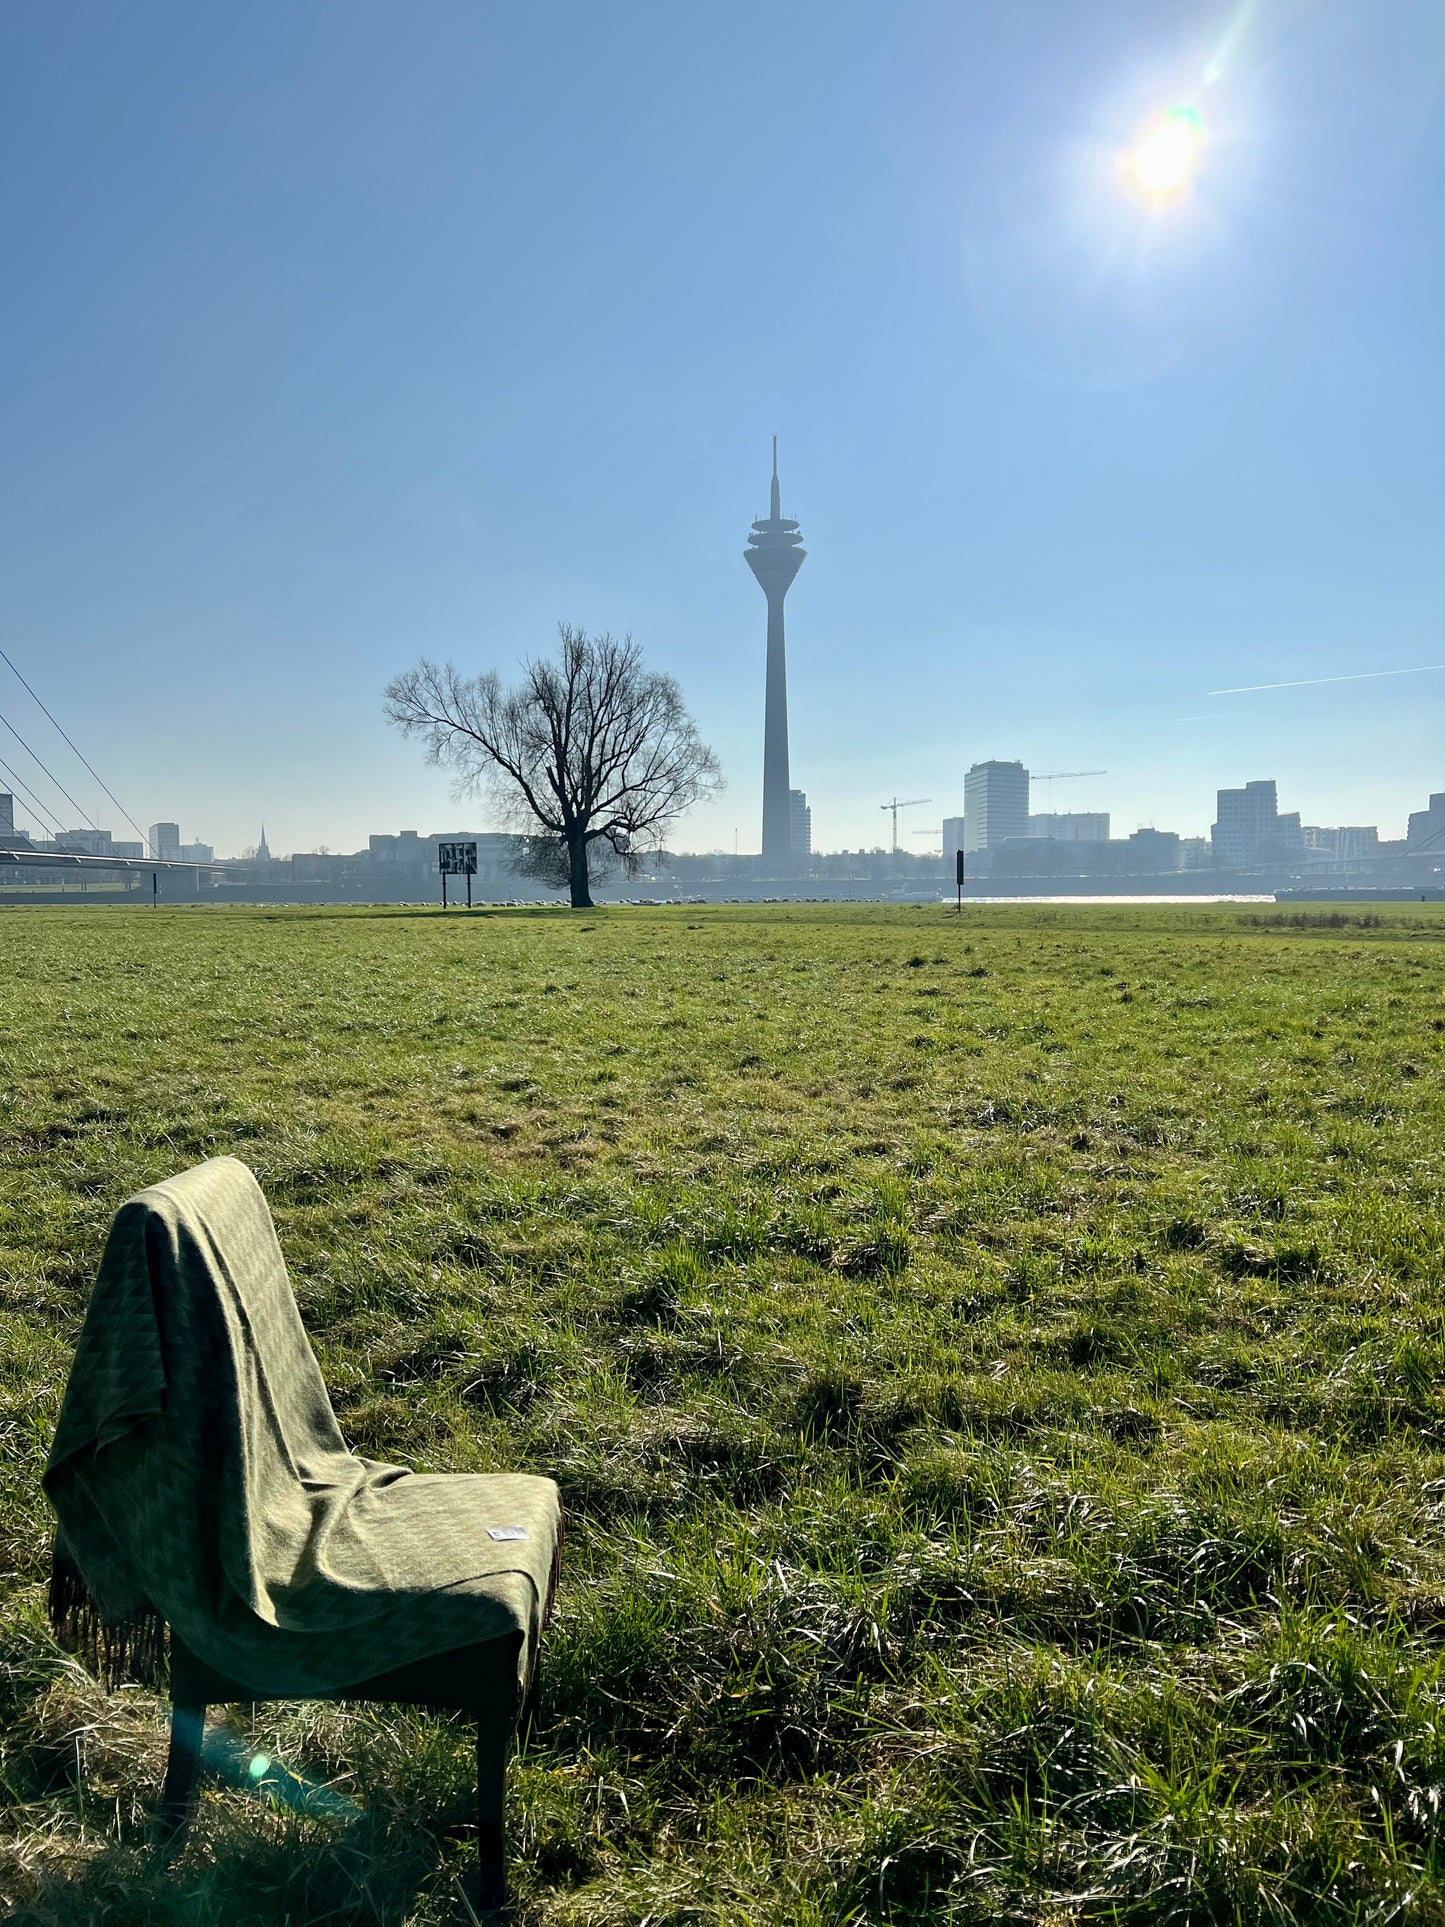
[58,829,113,856]
[1338,827,1378,860]
[744,440,806,865]
[181,842,214,864]
[942,816,966,862]
[1407,794,1445,854]
[1029,811,1110,842]
[0,794,12,835]
[963,761,1030,852]
[148,822,181,861]
[1127,828,1181,871]
[1303,825,1380,860]
[370,830,422,866]
[789,788,812,857]
[1211,781,1302,869]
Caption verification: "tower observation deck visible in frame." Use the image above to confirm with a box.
[744,438,806,865]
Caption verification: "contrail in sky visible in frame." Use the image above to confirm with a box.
[1208,665,1445,696]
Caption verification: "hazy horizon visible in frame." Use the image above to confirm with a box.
[1,2,1441,859]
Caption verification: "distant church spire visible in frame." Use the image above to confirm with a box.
[257,823,270,862]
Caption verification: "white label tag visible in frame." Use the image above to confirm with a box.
[487,1525,529,1542]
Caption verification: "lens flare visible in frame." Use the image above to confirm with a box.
[1130,105,1203,195]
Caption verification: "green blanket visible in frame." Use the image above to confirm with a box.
[44,1156,561,1698]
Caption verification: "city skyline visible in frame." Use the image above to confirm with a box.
[9,753,1427,868]
[0,4,1440,856]
[10,754,1443,905]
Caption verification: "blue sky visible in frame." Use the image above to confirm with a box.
[0,1,1441,856]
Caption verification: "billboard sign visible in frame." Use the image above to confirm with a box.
[438,841,478,875]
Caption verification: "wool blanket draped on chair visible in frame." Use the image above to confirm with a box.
[44,1156,561,1698]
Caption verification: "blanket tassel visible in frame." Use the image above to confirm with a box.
[48,1543,167,1693]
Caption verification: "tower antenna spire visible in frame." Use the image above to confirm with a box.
[770,436,780,521]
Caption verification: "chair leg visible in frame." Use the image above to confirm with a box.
[476,1718,508,1914]
[159,1701,206,1850]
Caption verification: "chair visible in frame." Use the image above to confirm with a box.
[45,1156,562,1917]
[160,1628,525,1909]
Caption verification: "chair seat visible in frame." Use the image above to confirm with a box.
[170,1626,522,1720]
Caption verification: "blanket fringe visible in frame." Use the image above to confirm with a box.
[48,1541,167,1693]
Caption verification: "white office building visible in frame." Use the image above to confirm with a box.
[963,761,1029,852]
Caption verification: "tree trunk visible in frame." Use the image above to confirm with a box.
[567,832,593,909]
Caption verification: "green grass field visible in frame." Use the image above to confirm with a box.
[3,902,1445,1925]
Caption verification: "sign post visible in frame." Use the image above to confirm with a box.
[438,840,478,910]
[956,847,965,915]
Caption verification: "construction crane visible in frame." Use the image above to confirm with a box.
[881,796,932,855]
[1034,769,1107,810]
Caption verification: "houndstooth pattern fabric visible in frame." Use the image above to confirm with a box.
[44,1157,561,1698]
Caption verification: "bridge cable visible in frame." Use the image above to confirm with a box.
[0,704,101,831]
[0,646,153,853]
[0,750,67,837]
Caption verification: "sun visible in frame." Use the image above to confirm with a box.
[1130,105,1203,196]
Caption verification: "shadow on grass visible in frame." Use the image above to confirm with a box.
[6,1727,478,1927]
[6,1810,466,1927]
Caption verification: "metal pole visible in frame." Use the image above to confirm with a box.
[466,872,472,910]
[152,871,158,909]
[442,872,448,910]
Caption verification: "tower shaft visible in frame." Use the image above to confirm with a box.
[761,591,791,862]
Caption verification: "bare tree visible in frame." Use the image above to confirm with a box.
[385,625,722,908]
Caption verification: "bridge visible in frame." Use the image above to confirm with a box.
[0,848,218,898]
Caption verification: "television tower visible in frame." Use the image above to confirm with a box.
[744,438,806,864]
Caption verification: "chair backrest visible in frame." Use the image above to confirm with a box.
[45,1157,352,1653]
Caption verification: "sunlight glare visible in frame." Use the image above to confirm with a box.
[1130,106,1203,196]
